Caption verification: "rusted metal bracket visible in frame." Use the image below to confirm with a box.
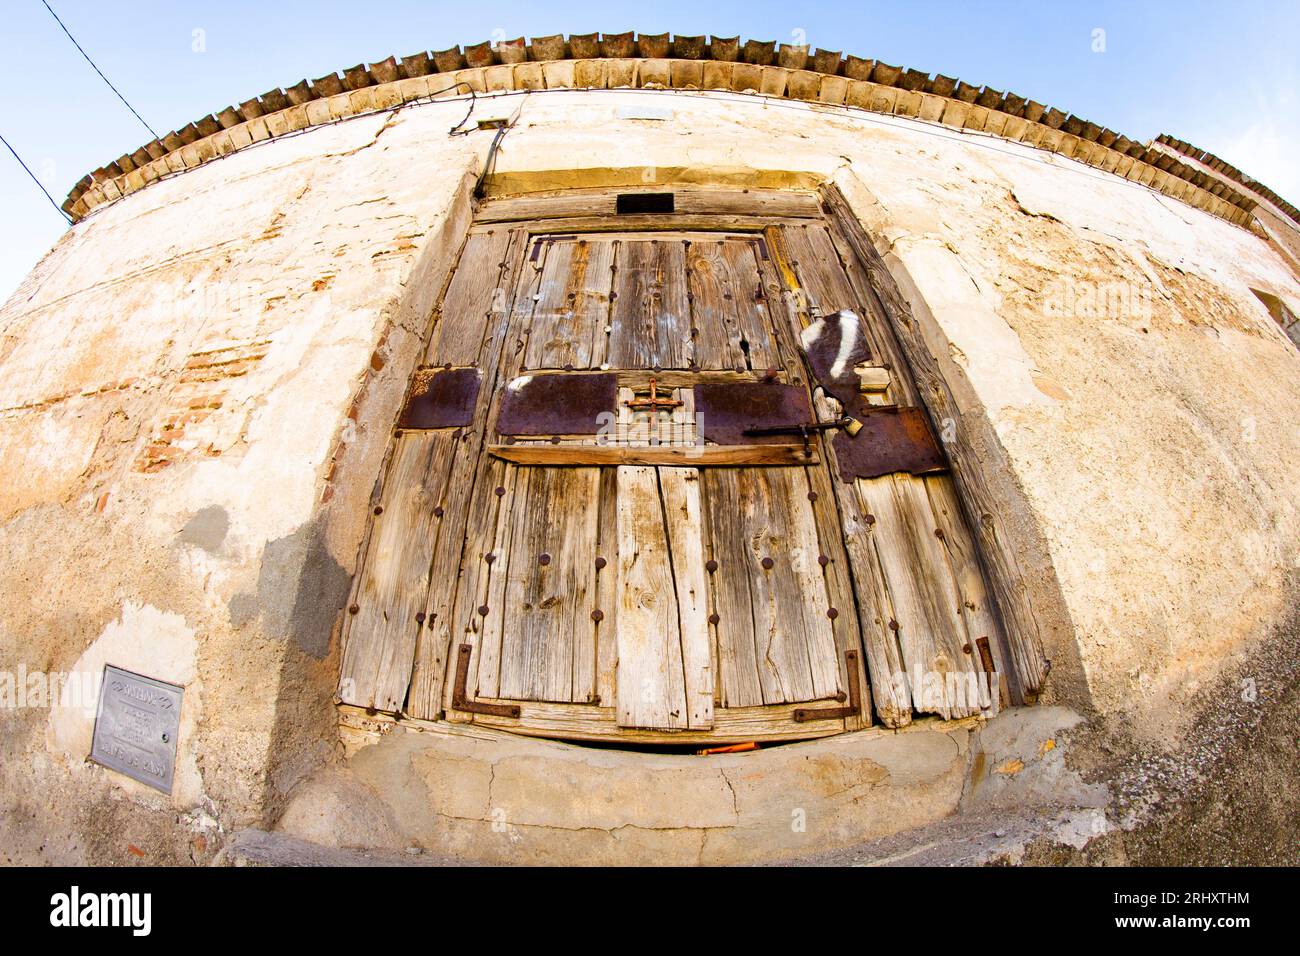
[529,235,578,262]
[624,377,683,413]
[743,417,854,438]
[694,381,813,445]
[792,650,863,722]
[497,372,616,435]
[830,404,947,482]
[451,644,521,718]
[397,366,481,429]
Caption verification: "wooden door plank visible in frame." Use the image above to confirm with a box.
[474,187,822,223]
[524,239,616,370]
[684,238,779,372]
[757,230,913,725]
[820,183,1045,698]
[405,230,534,719]
[701,468,764,708]
[431,698,849,745]
[702,467,841,706]
[424,229,515,366]
[498,466,601,702]
[658,467,714,729]
[338,431,455,711]
[609,240,691,369]
[741,468,822,704]
[925,475,1006,714]
[855,473,982,719]
[610,241,656,369]
[615,465,688,729]
[594,466,619,707]
[467,459,518,701]
[809,390,908,725]
[802,459,873,728]
[778,468,844,701]
[724,240,780,373]
[687,240,736,370]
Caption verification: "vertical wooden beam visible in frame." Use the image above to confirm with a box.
[615,465,688,729]
[658,467,714,728]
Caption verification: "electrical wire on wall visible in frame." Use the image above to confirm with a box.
[474,124,510,200]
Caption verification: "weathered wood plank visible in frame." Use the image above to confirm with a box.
[609,240,691,369]
[487,443,817,466]
[686,239,777,372]
[701,467,842,706]
[702,468,763,708]
[725,240,781,373]
[761,239,912,724]
[594,466,619,706]
[498,466,601,702]
[780,467,844,700]
[424,229,515,366]
[504,215,815,235]
[658,467,714,729]
[446,698,850,744]
[855,473,982,719]
[741,468,827,703]
[407,228,534,718]
[810,390,909,725]
[802,459,873,729]
[475,187,823,223]
[615,465,688,729]
[467,459,518,701]
[925,475,1005,714]
[524,238,616,370]
[338,432,455,711]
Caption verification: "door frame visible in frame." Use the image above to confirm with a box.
[336,182,1045,745]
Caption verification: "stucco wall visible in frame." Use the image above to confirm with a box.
[2,87,1297,861]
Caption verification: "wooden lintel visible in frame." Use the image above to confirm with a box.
[488,443,818,466]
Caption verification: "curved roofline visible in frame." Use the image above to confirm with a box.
[62,31,1283,229]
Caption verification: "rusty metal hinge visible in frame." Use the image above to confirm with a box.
[451,644,521,718]
[793,649,863,722]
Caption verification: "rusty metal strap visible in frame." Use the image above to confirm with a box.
[831,404,947,482]
[397,366,481,429]
[693,381,813,445]
[452,645,521,718]
[496,372,617,436]
[793,650,863,722]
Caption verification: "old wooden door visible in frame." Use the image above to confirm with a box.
[453,230,867,737]
[339,206,1009,743]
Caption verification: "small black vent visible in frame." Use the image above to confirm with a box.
[617,192,675,214]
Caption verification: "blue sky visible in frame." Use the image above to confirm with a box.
[2,1,1297,302]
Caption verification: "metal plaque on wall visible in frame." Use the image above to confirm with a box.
[89,665,183,794]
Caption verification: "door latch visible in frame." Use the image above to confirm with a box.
[743,417,863,442]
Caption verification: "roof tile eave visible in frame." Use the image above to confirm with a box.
[63,31,1279,232]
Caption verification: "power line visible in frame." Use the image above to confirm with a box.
[0,131,73,224]
[39,0,158,140]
